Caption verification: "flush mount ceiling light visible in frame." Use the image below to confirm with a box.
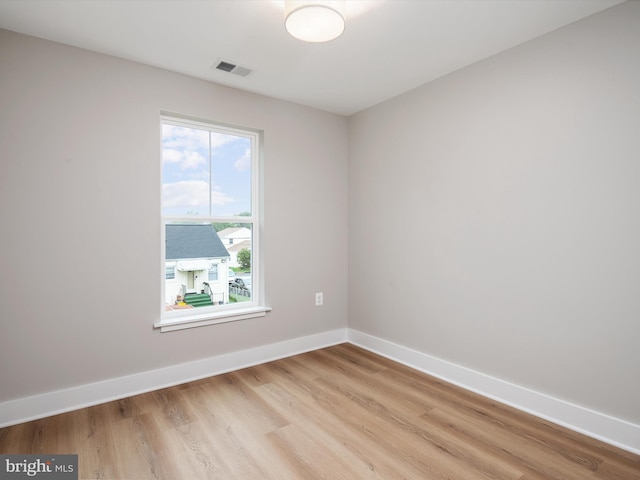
[284,0,346,43]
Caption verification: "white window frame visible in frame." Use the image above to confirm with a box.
[208,264,218,281]
[154,113,269,332]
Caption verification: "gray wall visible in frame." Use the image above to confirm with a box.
[2,1,639,431]
[348,1,640,424]
[0,30,348,402]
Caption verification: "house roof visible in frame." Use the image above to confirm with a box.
[217,227,251,239]
[166,224,229,260]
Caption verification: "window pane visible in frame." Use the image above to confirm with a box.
[208,264,218,281]
[162,124,210,217]
[162,123,253,218]
[164,223,231,309]
[165,265,175,280]
[211,132,252,217]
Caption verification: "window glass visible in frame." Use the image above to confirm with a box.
[165,265,175,280]
[162,125,252,218]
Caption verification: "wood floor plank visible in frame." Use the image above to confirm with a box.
[304,353,524,479]
[312,374,519,480]
[108,412,180,480]
[374,358,610,474]
[70,405,121,479]
[180,383,292,480]
[304,348,434,418]
[0,344,638,479]
[422,407,588,480]
[268,356,508,479]
[252,358,452,478]
[254,373,424,479]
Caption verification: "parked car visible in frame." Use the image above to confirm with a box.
[229,278,246,288]
[229,277,250,296]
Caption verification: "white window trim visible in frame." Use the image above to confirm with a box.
[156,112,268,332]
[154,306,272,332]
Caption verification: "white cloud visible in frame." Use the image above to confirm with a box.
[182,151,206,169]
[162,148,206,169]
[211,132,240,149]
[212,188,235,206]
[163,181,235,214]
[163,181,209,212]
[162,148,183,164]
[163,125,240,152]
[234,148,251,172]
[162,124,209,151]
[163,125,246,171]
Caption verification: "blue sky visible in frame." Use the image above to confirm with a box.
[162,123,252,217]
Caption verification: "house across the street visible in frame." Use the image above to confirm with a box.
[217,227,251,267]
[165,224,230,308]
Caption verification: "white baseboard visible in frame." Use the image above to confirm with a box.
[2,327,638,456]
[347,329,640,455]
[0,328,348,428]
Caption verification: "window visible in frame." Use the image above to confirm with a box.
[208,264,218,281]
[155,113,269,332]
[165,265,175,280]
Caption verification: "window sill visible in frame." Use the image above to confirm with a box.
[154,306,272,332]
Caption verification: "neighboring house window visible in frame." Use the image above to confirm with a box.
[156,113,268,332]
[208,264,218,281]
[165,265,175,280]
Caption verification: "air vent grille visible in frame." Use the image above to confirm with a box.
[213,59,253,77]
[216,61,236,73]
[232,66,252,77]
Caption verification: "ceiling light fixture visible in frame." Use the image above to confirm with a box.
[284,0,346,43]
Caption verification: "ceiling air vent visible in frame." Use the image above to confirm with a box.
[213,59,253,77]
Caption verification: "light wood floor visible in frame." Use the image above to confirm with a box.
[1,344,638,479]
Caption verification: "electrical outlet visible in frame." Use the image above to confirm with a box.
[315,292,323,306]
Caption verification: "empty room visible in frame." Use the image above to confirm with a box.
[0,1,639,478]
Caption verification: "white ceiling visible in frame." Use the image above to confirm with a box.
[0,0,625,116]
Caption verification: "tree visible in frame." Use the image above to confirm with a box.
[212,212,252,232]
[237,248,251,270]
